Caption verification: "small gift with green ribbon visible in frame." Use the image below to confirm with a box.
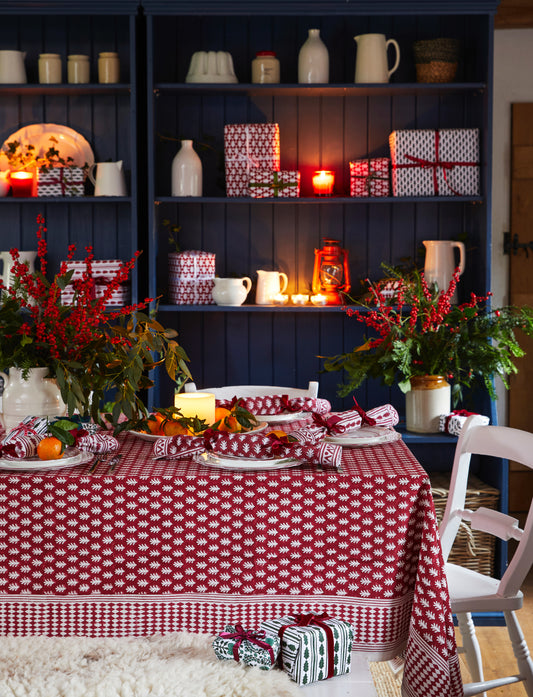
[261,613,354,685]
[349,158,390,197]
[212,624,280,670]
[248,169,301,198]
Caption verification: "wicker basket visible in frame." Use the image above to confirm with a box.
[430,472,500,576]
[413,38,460,83]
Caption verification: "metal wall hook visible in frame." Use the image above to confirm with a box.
[503,232,533,257]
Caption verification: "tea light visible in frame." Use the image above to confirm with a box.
[312,170,335,196]
[291,293,309,305]
[311,293,327,306]
[273,293,289,305]
[174,392,216,425]
[10,172,34,198]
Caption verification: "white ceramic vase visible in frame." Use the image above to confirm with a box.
[405,375,451,433]
[0,367,67,432]
[171,139,202,197]
[298,29,329,84]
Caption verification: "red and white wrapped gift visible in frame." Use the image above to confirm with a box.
[61,284,130,306]
[216,395,331,415]
[169,278,215,305]
[37,166,85,197]
[439,410,490,436]
[389,128,480,197]
[224,123,280,197]
[168,250,216,281]
[349,158,390,197]
[248,170,300,198]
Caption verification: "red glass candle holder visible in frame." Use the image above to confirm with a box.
[10,172,34,198]
[312,170,335,196]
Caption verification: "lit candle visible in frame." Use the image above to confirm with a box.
[273,293,289,305]
[174,392,216,425]
[10,172,34,198]
[311,293,327,306]
[312,170,335,196]
[291,293,309,305]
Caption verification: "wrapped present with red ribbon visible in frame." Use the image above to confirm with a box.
[152,429,342,469]
[0,416,49,459]
[212,624,280,670]
[216,395,331,416]
[349,157,390,197]
[439,409,490,436]
[168,278,215,305]
[168,250,216,281]
[224,123,280,197]
[261,613,354,685]
[37,166,85,197]
[389,128,480,197]
[248,169,300,198]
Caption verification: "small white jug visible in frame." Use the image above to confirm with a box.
[256,270,288,305]
[88,160,127,197]
[212,277,252,307]
[0,50,27,84]
[423,240,466,303]
[0,250,37,290]
[354,34,400,83]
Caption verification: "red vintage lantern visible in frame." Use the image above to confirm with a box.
[312,238,351,305]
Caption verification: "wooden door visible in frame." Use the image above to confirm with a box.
[508,103,533,533]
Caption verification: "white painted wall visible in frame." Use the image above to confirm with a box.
[492,28,533,424]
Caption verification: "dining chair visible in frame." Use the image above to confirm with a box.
[184,381,319,399]
[439,414,533,697]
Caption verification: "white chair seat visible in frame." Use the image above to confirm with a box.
[446,562,524,613]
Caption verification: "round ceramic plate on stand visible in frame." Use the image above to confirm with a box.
[2,123,95,169]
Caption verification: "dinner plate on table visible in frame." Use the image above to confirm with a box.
[129,421,269,442]
[324,426,402,447]
[2,123,94,169]
[0,447,94,471]
[193,451,301,471]
[253,411,307,424]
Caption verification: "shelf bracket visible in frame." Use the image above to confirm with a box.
[503,232,533,257]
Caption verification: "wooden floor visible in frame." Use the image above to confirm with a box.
[456,570,533,696]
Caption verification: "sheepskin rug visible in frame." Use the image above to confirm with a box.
[0,632,301,697]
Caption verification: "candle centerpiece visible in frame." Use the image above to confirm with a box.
[312,170,335,196]
[10,171,34,197]
[174,392,216,426]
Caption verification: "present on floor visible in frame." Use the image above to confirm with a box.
[37,166,85,196]
[168,249,216,305]
[349,158,390,197]
[389,128,480,197]
[224,123,280,197]
[248,169,300,198]
[212,624,280,670]
[261,613,354,685]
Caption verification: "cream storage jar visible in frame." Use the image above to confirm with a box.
[68,54,90,83]
[98,51,120,83]
[251,51,280,83]
[38,53,62,83]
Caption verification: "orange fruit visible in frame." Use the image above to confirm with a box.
[266,430,288,439]
[162,418,190,436]
[218,415,242,433]
[214,407,231,422]
[147,414,164,434]
[37,436,63,460]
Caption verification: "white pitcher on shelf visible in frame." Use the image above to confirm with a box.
[212,277,252,306]
[255,270,288,305]
[423,240,466,304]
[0,50,27,83]
[354,33,400,83]
[88,160,127,197]
[0,250,37,290]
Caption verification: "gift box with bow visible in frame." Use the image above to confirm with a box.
[389,128,480,197]
[439,410,490,436]
[37,166,85,197]
[212,624,280,670]
[168,250,216,281]
[261,613,354,685]
[224,123,280,197]
[248,169,300,198]
[168,278,215,305]
[349,158,390,197]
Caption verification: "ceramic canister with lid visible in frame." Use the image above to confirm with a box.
[98,51,120,83]
[68,54,90,83]
[38,53,62,83]
[252,51,280,83]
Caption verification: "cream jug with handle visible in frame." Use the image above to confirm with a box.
[0,250,37,290]
[212,277,252,306]
[354,34,400,83]
[423,240,466,303]
[0,367,66,432]
[0,50,27,83]
[255,270,288,305]
[88,160,127,196]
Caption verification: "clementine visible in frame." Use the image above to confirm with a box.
[37,436,64,460]
[162,418,190,436]
[266,429,288,439]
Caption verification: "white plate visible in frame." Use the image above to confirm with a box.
[193,451,301,471]
[253,411,307,424]
[2,123,94,169]
[0,446,94,471]
[324,426,402,447]
[129,421,269,442]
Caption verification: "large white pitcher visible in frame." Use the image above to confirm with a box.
[0,367,66,432]
[0,50,27,83]
[255,270,288,305]
[212,277,252,306]
[0,250,37,290]
[423,240,465,303]
[88,160,127,196]
[354,34,400,83]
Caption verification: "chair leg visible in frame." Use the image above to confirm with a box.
[457,612,487,697]
[504,610,533,697]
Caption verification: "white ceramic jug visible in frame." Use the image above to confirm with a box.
[423,240,466,303]
[0,50,27,84]
[0,367,66,432]
[212,277,252,306]
[354,34,400,83]
[255,270,288,305]
[88,160,127,197]
[0,250,37,290]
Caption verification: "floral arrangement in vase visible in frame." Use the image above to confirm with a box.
[0,215,192,429]
[322,264,533,408]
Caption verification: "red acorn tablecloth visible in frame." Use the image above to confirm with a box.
[0,427,462,697]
